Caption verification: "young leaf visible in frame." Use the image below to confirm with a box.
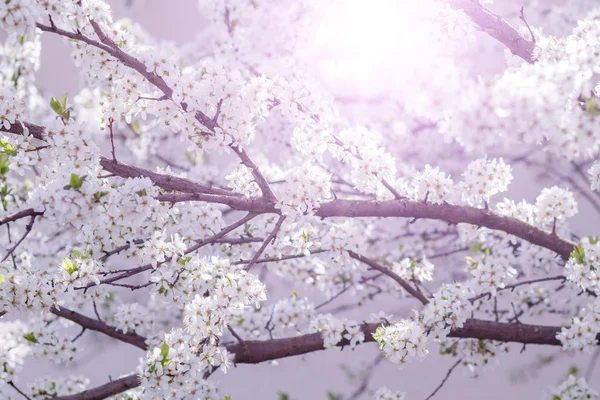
[50,96,63,116]
[23,333,38,343]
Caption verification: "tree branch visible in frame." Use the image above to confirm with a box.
[100,157,237,197]
[348,251,430,305]
[50,306,148,350]
[448,0,536,63]
[53,316,599,399]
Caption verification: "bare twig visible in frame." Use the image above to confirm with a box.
[424,359,462,400]
[348,251,430,305]
[245,215,286,271]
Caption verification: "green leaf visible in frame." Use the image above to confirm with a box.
[135,189,147,196]
[570,244,586,265]
[469,242,482,253]
[0,139,16,156]
[589,236,599,245]
[177,256,192,266]
[71,249,84,259]
[586,98,600,116]
[278,393,289,400]
[160,341,170,365]
[225,396,231,400]
[23,333,38,343]
[50,96,63,116]
[0,274,4,284]
[69,174,87,190]
[60,92,68,109]
[93,191,109,201]
[552,396,561,400]
[62,258,78,274]
[568,365,579,377]
[0,155,10,175]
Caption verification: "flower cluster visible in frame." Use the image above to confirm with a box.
[275,163,331,216]
[557,297,600,353]
[112,303,155,337]
[412,165,455,204]
[225,165,262,198]
[373,386,407,400]
[140,328,226,399]
[565,237,600,295]
[310,314,364,349]
[588,161,600,192]
[459,157,512,207]
[421,283,474,340]
[535,186,578,227]
[29,376,89,399]
[373,320,428,368]
[467,257,517,297]
[0,321,29,387]
[547,374,599,400]
[392,257,435,283]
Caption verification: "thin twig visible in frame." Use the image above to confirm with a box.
[8,381,32,400]
[245,215,286,271]
[519,7,536,45]
[348,251,429,305]
[424,359,462,400]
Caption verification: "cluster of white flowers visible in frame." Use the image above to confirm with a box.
[535,186,578,227]
[29,376,89,399]
[421,283,474,340]
[439,338,503,376]
[459,157,512,207]
[412,165,455,204]
[495,198,537,225]
[55,249,101,288]
[0,87,25,131]
[25,316,81,364]
[467,258,517,296]
[0,257,57,313]
[225,164,262,198]
[547,374,599,400]
[310,314,364,349]
[141,231,187,269]
[373,320,428,368]
[240,293,316,339]
[565,237,600,295]
[557,297,600,353]
[140,328,226,399]
[392,257,435,283]
[330,127,397,199]
[275,163,331,216]
[0,321,29,388]
[112,303,155,337]
[373,386,406,400]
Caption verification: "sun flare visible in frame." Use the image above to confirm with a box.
[310,0,439,97]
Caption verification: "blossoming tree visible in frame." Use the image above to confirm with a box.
[0,0,599,398]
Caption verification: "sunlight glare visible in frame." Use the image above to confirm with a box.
[310,0,438,98]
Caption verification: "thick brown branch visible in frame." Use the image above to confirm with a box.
[50,306,148,350]
[0,209,44,227]
[55,317,597,399]
[53,375,139,400]
[448,0,536,63]
[100,157,236,197]
[316,200,575,259]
